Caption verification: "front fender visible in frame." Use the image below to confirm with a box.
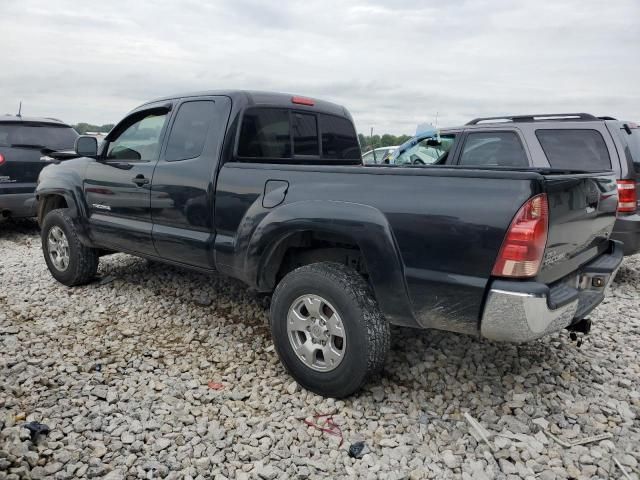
[247,200,418,327]
[36,161,92,245]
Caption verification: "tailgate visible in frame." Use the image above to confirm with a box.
[538,171,618,283]
[0,147,44,192]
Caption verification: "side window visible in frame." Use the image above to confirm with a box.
[106,112,168,161]
[459,131,528,167]
[165,101,216,161]
[319,114,360,160]
[237,108,291,159]
[536,129,611,170]
[292,112,319,156]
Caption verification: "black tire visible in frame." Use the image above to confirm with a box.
[41,208,99,286]
[270,262,390,398]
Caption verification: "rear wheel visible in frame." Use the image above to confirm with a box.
[270,262,389,398]
[41,209,99,286]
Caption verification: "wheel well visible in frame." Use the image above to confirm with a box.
[262,231,367,290]
[37,195,68,225]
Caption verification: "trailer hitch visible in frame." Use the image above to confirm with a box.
[566,318,591,347]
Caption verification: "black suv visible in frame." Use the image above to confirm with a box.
[0,115,78,219]
[392,114,640,255]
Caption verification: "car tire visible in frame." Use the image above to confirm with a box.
[41,208,99,286]
[270,262,390,398]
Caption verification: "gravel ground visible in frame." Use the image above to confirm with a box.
[1,219,639,480]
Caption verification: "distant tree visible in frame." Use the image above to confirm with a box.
[380,134,396,147]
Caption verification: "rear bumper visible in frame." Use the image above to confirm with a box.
[480,240,623,342]
[611,214,640,256]
[0,192,37,218]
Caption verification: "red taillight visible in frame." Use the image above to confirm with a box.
[0,153,4,166]
[492,193,549,278]
[617,180,637,213]
[291,96,315,106]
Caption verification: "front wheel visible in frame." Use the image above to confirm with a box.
[41,208,99,286]
[270,262,390,398]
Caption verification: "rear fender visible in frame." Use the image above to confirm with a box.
[247,201,418,327]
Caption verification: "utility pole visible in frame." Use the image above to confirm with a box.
[17,101,22,117]
[370,127,376,162]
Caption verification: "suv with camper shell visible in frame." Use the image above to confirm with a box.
[391,113,640,255]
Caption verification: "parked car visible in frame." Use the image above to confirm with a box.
[0,115,78,219]
[362,146,397,164]
[400,114,639,255]
[389,130,454,165]
[36,93,622,397]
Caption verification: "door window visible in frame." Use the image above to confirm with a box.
[165,101,216,161]
[106,112,168,161]
[459,132,528,167]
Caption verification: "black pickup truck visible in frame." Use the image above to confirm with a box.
[36,91,623,397]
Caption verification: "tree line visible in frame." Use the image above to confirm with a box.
[73,123,114,134]
[358,133,412,152]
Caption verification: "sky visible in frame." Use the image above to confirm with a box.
[1,0,639,135]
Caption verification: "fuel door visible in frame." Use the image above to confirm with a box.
[262,179,289,208]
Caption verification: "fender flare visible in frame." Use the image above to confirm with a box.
[36,177,92,246]
[247,200,418,327]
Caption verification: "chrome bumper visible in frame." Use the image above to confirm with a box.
[481,242,623,343]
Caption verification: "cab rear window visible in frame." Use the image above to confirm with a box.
[237,108,359,162]
[535,129,611,170]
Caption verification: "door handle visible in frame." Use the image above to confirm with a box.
[132,174,149,186]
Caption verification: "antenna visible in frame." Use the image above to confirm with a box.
[17,101,22,117]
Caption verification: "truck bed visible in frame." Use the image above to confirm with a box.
[213,163,619,334]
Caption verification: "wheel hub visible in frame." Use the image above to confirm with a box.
[287,294,346,372]
[309,322,326,342]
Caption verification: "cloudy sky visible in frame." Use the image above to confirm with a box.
[1,0,638,135]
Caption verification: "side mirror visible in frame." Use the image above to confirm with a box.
[425,139,441,147]
[75,136,98,157]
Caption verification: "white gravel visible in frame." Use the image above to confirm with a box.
[1,219,639,479]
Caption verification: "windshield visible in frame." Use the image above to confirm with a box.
[394,134,456,165]
[0,123,78,150]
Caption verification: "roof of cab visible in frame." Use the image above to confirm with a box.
[0,114,70,126]
[137,90,351,118]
